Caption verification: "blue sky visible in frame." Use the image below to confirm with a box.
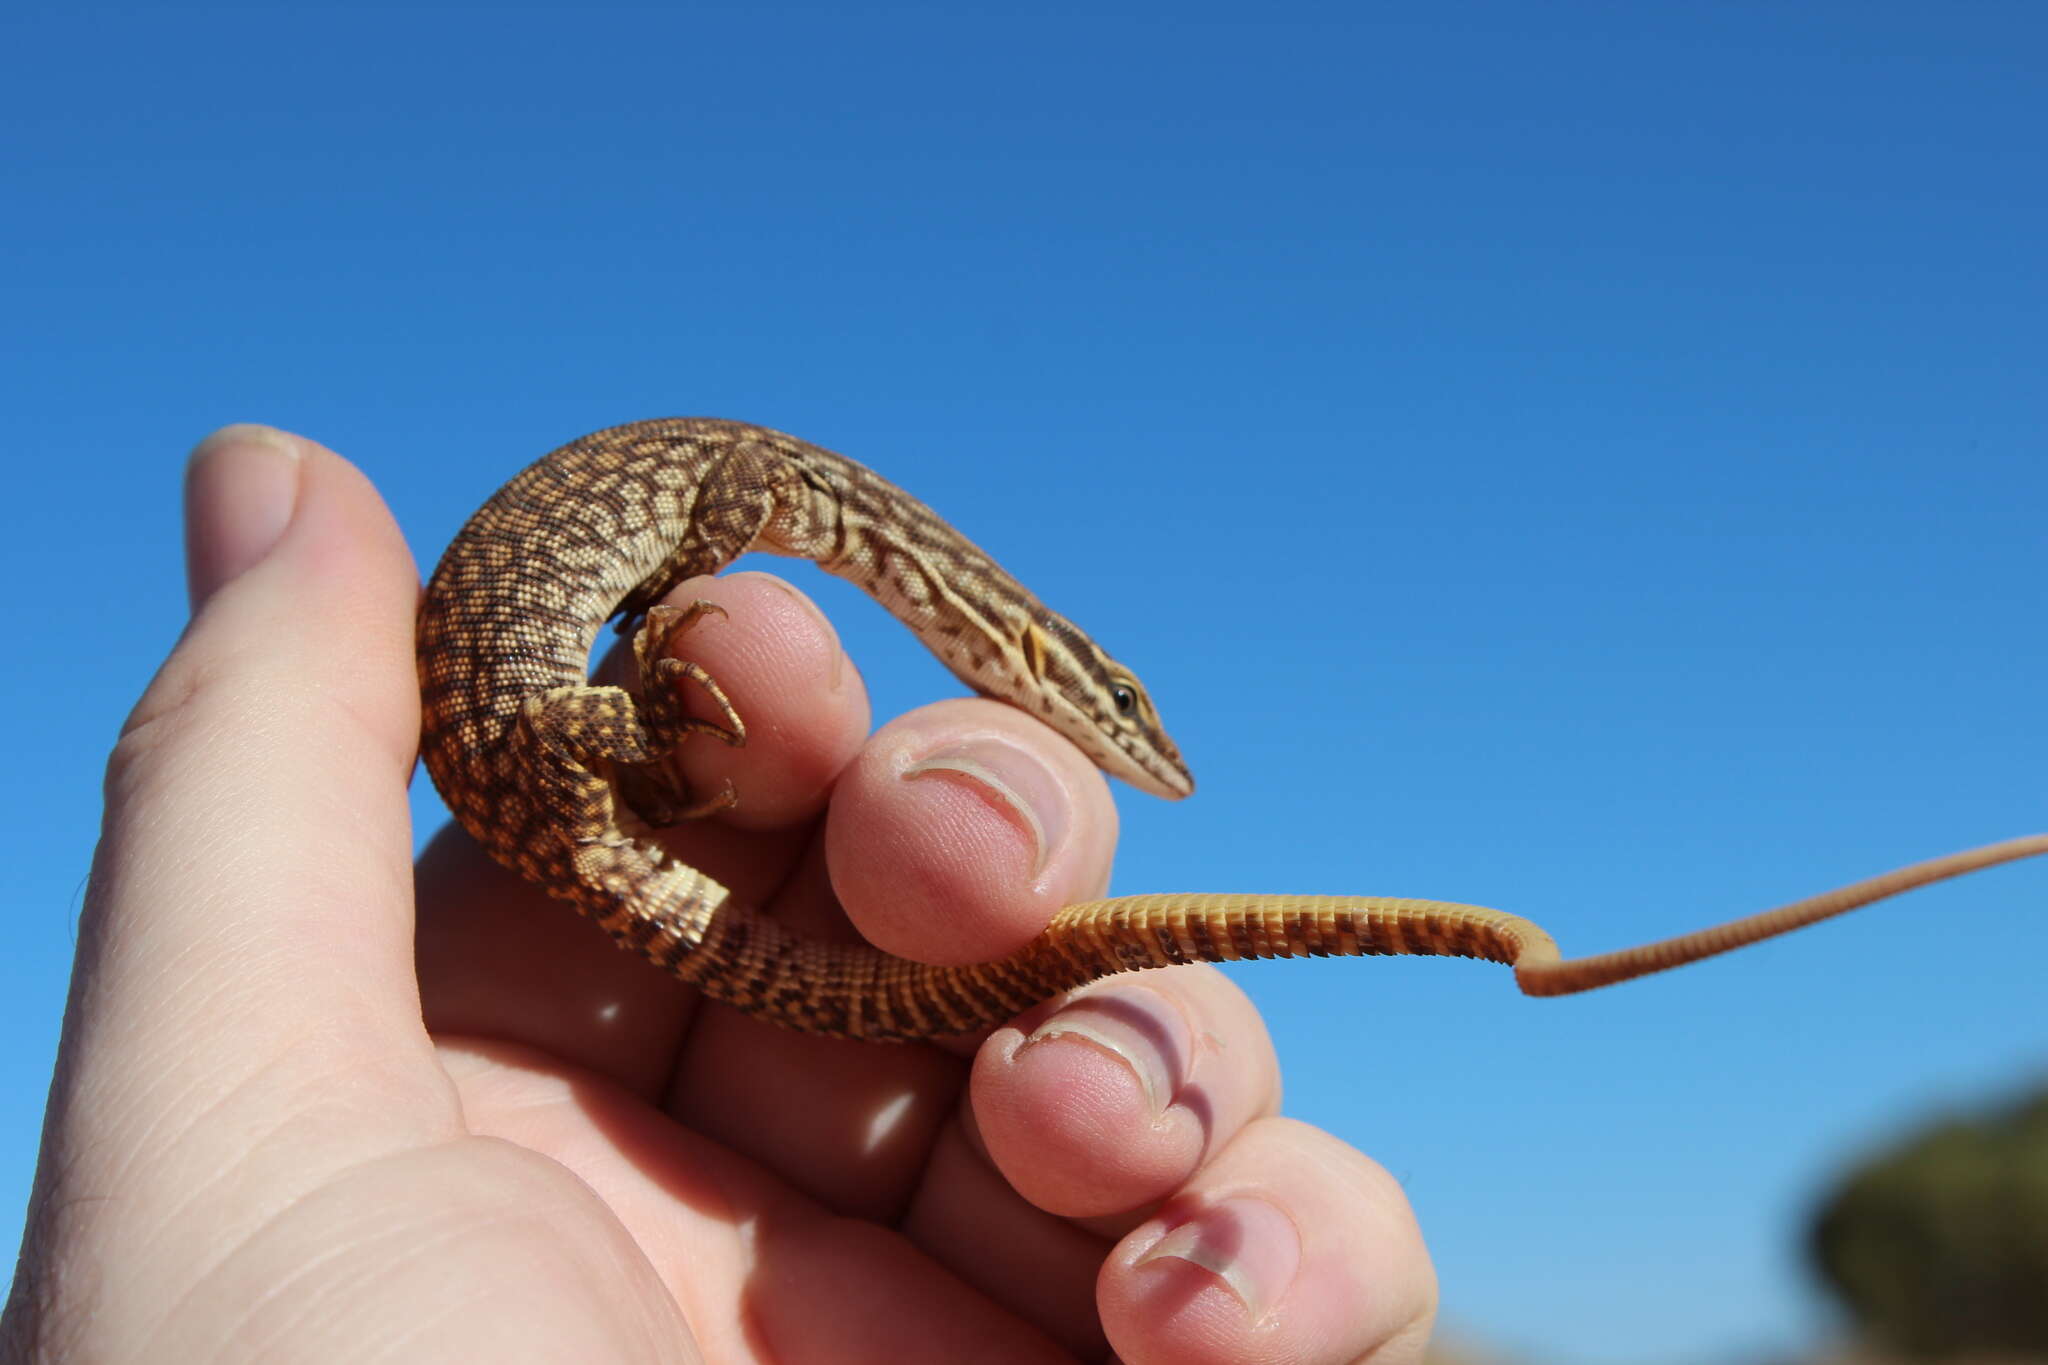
[3,5,2041,1361]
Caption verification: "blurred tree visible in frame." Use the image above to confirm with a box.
[1809,1084,2048,1359]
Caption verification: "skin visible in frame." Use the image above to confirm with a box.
[3,425,1437,1364]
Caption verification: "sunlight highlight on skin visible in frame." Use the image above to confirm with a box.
[861,1090,919,1157]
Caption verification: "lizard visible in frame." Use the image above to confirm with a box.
[417,418,2046,1041]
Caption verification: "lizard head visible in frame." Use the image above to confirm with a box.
[1002,609,1195,801]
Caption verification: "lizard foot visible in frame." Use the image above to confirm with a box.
[634,601,747,747]
[613,600,748,828]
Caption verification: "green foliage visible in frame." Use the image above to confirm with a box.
[1809,1086,2048,1359]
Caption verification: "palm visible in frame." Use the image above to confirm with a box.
[414,795,1108,1362]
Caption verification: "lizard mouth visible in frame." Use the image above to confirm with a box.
[1115,740,1195,801]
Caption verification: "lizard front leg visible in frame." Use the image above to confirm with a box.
[612,600,748,825]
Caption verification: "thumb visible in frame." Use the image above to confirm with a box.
[23,425,453,1281]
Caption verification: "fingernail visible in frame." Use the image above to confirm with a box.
[1023,986,1187,1115]
[1134,1197,1301,1323]
[184,424,304,610]
[904,737,1067,878]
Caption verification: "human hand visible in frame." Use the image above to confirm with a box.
[5,425,1436,1363]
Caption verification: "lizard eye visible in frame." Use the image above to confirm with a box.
[1110,682,1139,718]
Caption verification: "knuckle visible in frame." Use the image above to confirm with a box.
[105,647,234,798]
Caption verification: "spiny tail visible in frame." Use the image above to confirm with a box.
[651,834,2048,1041]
